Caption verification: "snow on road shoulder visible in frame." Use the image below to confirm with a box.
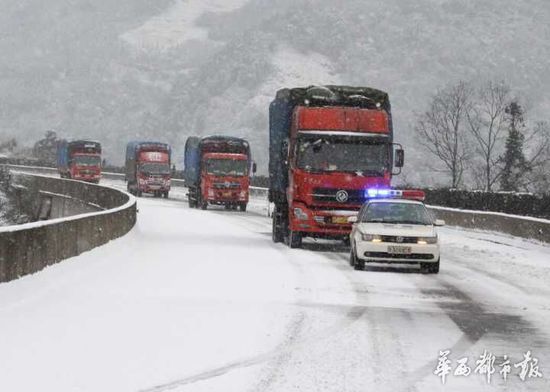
[0,197,300,392]
[439,225,550,337]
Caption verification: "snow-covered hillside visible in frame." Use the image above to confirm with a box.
[1,0,549,183]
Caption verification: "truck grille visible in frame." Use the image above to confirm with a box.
[312,188,365,205]
[214,182,240,189]
[148,175,164,184]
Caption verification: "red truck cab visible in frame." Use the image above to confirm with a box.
[57,140,102,183]
[201,152,250,210]
[269,86,404,248]
[126,142,172,198]
[70,153,102,182]
[184,136,254,212]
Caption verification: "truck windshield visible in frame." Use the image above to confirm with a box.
[362,202,433,225]
[140,163,170,175]
[205,159,248,176]
[74,155,101,166]
[296,135,389,174]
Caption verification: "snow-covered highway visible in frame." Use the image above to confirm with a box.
[1,179,549,391]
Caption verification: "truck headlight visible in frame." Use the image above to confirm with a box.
[361,233,382,242]
[293,207,309,220]
[417,236,438,244]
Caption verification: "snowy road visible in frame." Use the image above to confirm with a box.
[1,176,549,391]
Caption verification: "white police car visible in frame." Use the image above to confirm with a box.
[348,190,444,273]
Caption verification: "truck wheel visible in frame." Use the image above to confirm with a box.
[287,230,302,249]
[188,197,196,208]
[224,204,231,210]
[163,191,169,199]
[200,201,208,210]
[136,189,142,197]
[271,206,285,243]
[239,203,247,212]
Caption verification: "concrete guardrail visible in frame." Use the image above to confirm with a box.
[0,173,137,283]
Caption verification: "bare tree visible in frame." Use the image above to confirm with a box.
[466,80,511,191]
[415,81,471,188]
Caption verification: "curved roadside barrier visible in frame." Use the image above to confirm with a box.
[0,173,137,283]
[428,205,550,243]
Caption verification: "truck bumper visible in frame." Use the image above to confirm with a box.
[140,184,170,193]
[289,203,357,238]
[74,175,101,183]
[206,189,248,204]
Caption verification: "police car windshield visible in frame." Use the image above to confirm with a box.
[362,202,433,225]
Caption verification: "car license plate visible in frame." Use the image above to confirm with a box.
[223,191,232,197]
[387,245,412,254]
[332,216,349,224]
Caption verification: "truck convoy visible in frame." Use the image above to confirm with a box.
[57,139,102,183]
[184,136,255,211]
[269,85,405,248]
[125,141,171,198]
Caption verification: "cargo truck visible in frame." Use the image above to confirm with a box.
[57,140,102,183]
[184,136,256,211]
[269,85,404,248]
[125,141,171,198]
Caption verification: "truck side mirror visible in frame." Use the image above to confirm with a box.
[395,149,404,168]
[252,162,257,174]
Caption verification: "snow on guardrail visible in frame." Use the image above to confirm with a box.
[0,172,137,283]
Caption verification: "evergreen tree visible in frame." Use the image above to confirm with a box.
[500,101,530,191]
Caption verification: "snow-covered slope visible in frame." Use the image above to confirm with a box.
[1,0,549,183]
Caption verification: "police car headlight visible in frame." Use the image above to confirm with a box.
[361,233,382,242]
[417,236,438,244]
